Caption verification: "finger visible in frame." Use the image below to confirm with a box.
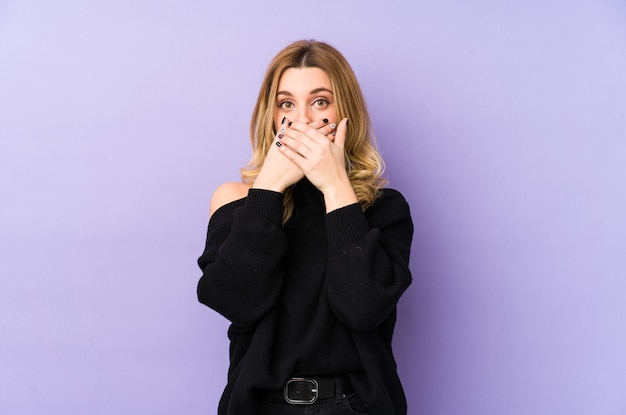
[315,119,338,136]
[322,120,337,135]
[275,139,306,168]
[326,121,338,142]
[278,132,312,157]
[334,118,349,150]
[311,118,330,130]
[289,119,335,144]
[276,116,289,140]
[289,118,333,133]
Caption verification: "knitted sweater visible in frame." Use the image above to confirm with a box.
[197,178,413,414]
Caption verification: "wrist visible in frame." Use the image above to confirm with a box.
[252,182,286,193]
[322,179,358,213]
[252,175,288,193]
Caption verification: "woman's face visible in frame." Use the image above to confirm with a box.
[274,67,338,130]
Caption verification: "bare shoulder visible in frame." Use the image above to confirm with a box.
[210,182,251,216]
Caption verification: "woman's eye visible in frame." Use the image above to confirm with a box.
[279,101,294,109]
[313,98,329,107]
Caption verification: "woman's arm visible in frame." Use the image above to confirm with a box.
[197,188,288,329]
[324,189,414,331]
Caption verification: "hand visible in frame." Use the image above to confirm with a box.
[252,118,334,193]
[252,118,303,192]
[276,118,358,211]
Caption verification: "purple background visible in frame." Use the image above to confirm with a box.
[1,1,625,414]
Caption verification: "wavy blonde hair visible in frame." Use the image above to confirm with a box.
[241,40,387,224]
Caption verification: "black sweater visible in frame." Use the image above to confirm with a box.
[197,179,413,414]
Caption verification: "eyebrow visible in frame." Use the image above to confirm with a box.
[276,87,333,96]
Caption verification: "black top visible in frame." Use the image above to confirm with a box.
[197,179,413,414]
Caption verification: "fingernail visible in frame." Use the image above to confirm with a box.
[323,118,328,124]
[330,123,336,129]
[288,122,292,126]
[276,141,282,147]
[281,116,286,124]
[278,134,284,139]
[346,119,349,127]
[280,127,286,133]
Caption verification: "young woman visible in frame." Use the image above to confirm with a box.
[197,40,413,415]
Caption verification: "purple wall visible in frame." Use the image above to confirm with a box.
[1,1,625,414]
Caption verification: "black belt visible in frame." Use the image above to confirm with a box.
[268,376,353,405]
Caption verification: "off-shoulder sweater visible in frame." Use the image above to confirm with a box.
[197,178,413,415]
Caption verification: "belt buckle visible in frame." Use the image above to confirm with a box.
[284,377,319,405]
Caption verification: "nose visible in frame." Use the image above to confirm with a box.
[294,107,313,124]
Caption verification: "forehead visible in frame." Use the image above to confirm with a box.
[277,67,332,92]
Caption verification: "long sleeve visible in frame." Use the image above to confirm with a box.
[324,189,413,331]
[196,182,412,415]
[197,189,287,328]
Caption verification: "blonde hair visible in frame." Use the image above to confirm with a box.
[241,40,387,224]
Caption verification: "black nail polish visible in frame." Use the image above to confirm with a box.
[346,119,349,127]
[281,116,286,124]
[323,118,328,124]
[276,141,282,147]
[278,134,283,139]
[288,122,292,127]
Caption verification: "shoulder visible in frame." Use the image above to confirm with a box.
[376,188,410,207]
[210,182,251,216]
[379,188,406,200]
[365,188,413,225]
